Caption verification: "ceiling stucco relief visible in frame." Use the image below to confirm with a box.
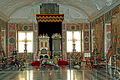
[0,0,118,22]
[9,4,88,23]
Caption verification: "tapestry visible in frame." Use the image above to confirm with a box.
[40,3,59,14]
[94,22,104,54]
[111,6,120,67]
[112,12,120,55]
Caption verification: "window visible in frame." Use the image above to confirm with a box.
[18,31,33,53]
[67,31,83,52]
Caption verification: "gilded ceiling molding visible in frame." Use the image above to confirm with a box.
[104,11,112,22]
[94,16,104,24]
[112,5,120,16]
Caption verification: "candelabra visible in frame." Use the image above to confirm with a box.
[24,32,27,56]
[69,31,77,69]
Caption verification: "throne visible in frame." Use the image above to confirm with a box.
[39,34,50,59]
[52,33,62,57]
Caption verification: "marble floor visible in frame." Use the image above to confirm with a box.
[0,66,114,80]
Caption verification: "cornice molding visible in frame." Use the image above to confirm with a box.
[89,0,120,21]
[8,18,37,23]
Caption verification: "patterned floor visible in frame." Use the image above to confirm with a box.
[0,66,114,80]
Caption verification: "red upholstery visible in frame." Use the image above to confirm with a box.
[30,61,40,67]
[98,61,110,65]
[58,60,69,66]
